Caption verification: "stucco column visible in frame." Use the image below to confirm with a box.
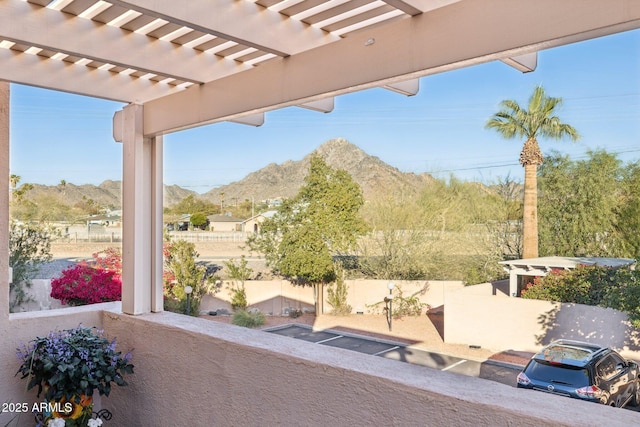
[509,270,518,298]
[150,135,163,312]
[0,82,8,319]
[116,103,164,314]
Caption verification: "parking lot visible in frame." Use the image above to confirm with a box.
[267,324,640,413]
[266,324,520,387]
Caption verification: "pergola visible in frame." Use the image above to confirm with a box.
[499,256,637,297]
[1,0,639,316]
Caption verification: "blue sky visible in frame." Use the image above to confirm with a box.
[9,29,640,194]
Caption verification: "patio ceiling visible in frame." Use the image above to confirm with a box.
[1,0,639,136]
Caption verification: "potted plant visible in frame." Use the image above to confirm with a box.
[16,326,134,427]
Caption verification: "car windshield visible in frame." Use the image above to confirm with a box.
[526,360,591,387]
[539,344,596,364]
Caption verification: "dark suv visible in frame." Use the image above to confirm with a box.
[517,339,640,408]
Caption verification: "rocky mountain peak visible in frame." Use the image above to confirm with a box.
[200,138,434,203]
[16,138,437,210]
[313,137,367,161]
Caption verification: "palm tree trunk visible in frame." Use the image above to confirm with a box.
[522,163,539,259]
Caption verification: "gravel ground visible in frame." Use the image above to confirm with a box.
[33,259,84,279]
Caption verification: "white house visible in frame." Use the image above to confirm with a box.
[207,213,244,232]
[241,210,277,233]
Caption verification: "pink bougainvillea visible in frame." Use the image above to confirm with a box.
[92,247,122,280]
[51,248,123,306]
[51,262,121,306]
[51,244,188,307]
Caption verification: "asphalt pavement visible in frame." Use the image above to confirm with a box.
[266,323,640,413]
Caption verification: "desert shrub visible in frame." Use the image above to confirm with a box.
[393,285,430,317]
[522,265,618,305]
[288,308,302,318]
[462,266,488,286]
[230,285,248,311]
[600,268,640,328]
[224,256,252,311]
[522,268,591,304]
[462,255,507,285]
[9,221,53,311]
[365,284,430,317]
[232,309,265,328]
[326,276,352,315]
[522,265,640,326]
[51,263,121,305]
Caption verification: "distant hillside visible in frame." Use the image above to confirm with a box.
[17,138,447,210]
[200,138,435,203]
[21,180,197,209]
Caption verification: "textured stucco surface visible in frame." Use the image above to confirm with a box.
[0,303,118,427]
[100,310,639,426]
[445,283,640,360]
[200,279,459,318]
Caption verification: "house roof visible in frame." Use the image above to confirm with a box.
[3,1,639,137]
[242,210,277,224]
[207,214,244,223]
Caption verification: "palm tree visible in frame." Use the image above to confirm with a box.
[9,174,20,190]
[9,174,20,203]
[486,85,579,259]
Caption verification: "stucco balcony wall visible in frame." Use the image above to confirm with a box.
[102,310,637,426]
[3,306,640,426]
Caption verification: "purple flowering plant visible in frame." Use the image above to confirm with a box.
[16,326,134,402]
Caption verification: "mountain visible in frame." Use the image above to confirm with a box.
[200,138,435,203]
[22,180,197,209]
[18,138,438,209]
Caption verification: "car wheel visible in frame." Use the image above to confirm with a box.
[632,379,640,407]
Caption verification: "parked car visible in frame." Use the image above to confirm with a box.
[517,339,640,408]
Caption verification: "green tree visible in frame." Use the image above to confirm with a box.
[224,256,253,311]
[538,150,624,257]
[417,177,508,282]
[248,155,369,313]
[356,177,510,283]
[9,221,53,311]
[165,194,218,216]
[619,161,640,260]
[189,212,209,230]
[486,85,579,259]
[485,174,523,260]
[357,193,430,280]
[164,240,217,316]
